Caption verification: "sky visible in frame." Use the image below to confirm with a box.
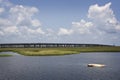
[0,0,120,46]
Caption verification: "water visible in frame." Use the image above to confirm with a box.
[0,52,21,56]
[0,52,120,80]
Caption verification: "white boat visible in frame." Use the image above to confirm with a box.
[88,64,106,67]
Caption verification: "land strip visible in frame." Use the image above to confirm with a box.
[0,46,120,56]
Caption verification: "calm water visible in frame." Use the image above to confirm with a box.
[0,52,120,80]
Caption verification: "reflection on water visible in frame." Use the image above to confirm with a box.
[0,52,21,56]
[0,52,120,80]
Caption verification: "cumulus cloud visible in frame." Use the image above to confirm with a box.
[31,19,41,27]
[9,5,42,28]
[0,0,44,37]
[58,19,93,35]
[58,28,73,35]
[88,2,120,33]
[88,2,112,19]
[72,19,93,34]
[3,26,19,33]
[58,2,120,36]
[27,28,45,34]
[56,2,120,45]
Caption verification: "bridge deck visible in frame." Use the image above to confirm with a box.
[0,43,111,48]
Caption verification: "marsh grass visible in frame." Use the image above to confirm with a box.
[21,50,79,56]
[0,46,120,56]
[0,54,12,57]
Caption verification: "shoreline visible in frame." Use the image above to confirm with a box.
[0,46,120,56]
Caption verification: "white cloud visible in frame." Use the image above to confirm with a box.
[58,19,94,36]
[31,19,41,27]
[88,2,120,33]
[69,2,120,36]
[36,28,45,34]
[9,5,39,26]
[57,2,120,45]
[3,26,19,33]
[59,2,120,36]
[72,19,93,34]
[0,7,4,14]
[58,19,93,35]
[88,2,112,19]
[9,5,38,15]
[0,1,45,37]
[46,28,55,36]
[0,18,12,26]
[116,25,120,30]
[58,28,73,35]
[19,26,45,35]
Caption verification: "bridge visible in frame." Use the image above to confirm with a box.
[0,43,111,48]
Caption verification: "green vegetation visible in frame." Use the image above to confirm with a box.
[0,46,120,56]
[19,50,79,56]
[0,54,12,57]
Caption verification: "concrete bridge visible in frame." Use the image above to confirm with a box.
[0,43,111,48]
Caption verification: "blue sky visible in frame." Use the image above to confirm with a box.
[0,0,120,45]
[10,0,120,27]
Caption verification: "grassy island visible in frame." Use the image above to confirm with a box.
[0,46,120,56]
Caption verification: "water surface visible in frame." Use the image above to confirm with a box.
[0,52,120,80]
